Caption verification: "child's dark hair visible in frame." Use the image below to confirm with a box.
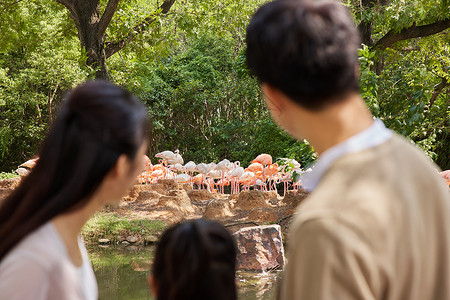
[152,219,237,300]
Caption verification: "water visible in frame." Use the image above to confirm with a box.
[88,245,280,300]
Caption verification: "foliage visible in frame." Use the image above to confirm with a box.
[0,172,18,180]
[0,0,448,171]
[0,1,88,171]
[122,34,315,167]
[354,0,450,168]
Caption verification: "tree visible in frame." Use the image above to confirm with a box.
[55,0,176,79]
[352,0,450,168]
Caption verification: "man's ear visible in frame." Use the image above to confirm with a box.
[262,83,285,115]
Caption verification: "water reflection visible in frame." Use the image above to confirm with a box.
[87,245,280,300]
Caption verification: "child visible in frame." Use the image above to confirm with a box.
[150,219,237,300]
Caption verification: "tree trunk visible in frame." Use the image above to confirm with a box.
[56,0,176,80]
[56,0,109,79]
[76,2,109,80]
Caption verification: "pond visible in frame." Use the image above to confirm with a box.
[88,245,280,300]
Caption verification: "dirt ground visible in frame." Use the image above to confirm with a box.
[0,178,309,237]
[107,179,309,235]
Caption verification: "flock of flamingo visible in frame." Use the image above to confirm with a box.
[137,150,308,195]
[14,151,450,196]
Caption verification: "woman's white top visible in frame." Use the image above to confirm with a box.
[0,222,98,300]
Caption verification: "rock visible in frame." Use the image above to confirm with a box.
[233,225,285,271]
[234,190,271,210]
[204,200,233,219]
[121,241,130,246]
[126,236,138,243]
[98,238,111,245]
[247,208,278,223]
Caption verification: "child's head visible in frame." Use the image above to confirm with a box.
[151,219,237,300]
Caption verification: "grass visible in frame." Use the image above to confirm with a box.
[82,212,167,244]
[0,172,19,180]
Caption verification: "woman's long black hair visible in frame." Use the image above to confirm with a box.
[152,219,237,300]
[0,80,149,260]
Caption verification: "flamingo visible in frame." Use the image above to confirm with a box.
[175,173,191,184]
[193,173,205,189]
[215,159,232,194]
[155,150,174,161]
[252,154,273,189]
[169,163,185,173]
[168,149,184,165]
[239,171,255,191]
[265,163,279,191]
[155,151,175,178]
[184,161,196,184]
[229,161,244,194]
[196,163,214,189]
[207,169,222,192]
[143,155,153,172]
[255,179,266,191]
[440,170,450,186]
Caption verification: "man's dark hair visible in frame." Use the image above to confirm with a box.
[246,0,361,110]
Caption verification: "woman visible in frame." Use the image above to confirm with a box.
[0,80,149,299]
[150,218,237,300]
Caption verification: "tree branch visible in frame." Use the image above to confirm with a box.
[104,0,176,58]
[375,18,450,50]
[97,0,120,39]
[424,77,448,120]
[55,0,75,14]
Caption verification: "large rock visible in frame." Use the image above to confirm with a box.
[204,200,233,219]
[233,225,285,271]
[234,190,271,210]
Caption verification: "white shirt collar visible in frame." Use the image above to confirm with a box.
[301,119,392,192]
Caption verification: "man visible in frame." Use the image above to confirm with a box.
[246,0,450,299]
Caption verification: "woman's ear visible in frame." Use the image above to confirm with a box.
[148,274,158,297]
[109,154,130,179]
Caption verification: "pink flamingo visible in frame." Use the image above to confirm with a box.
[230,162,244,194]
